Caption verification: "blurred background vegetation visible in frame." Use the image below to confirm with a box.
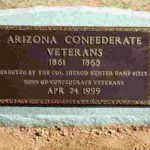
[0,0,150,11]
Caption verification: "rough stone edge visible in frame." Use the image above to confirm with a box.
[0,108,149,127]
[0,6,150,20]
[0,115,150,127]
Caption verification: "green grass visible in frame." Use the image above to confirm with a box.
[0,0,150,11]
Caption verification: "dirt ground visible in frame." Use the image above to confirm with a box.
[0,0,150,11]
[0,125,149,150]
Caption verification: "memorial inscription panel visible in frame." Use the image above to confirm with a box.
[0,26,149,106]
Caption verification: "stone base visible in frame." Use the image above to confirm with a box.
[0,6,150,127]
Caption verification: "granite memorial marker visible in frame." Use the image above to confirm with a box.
[0,26,149,106]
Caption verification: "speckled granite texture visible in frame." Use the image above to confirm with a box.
[0,6,150,127]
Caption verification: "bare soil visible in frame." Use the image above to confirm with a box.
[0,125,150,150]
[0,0,150,11]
